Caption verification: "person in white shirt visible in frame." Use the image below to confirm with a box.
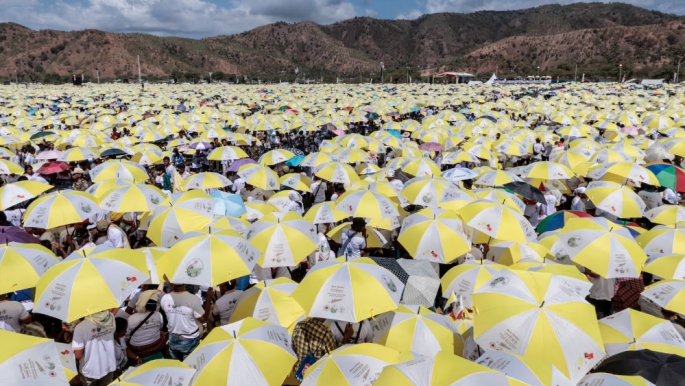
[523,200,543,227]
[73,310,117,386]
[543,191,557,216]
[0,294,31,332]
[532,138,544,161]
[126,297,165,362]
[339,218,367,259]
[95,219,127,248]
[23,165,49,184]
[571,187,587,212]
[163,157,176,176]
[387,170,404,191]
[177,163,191,179]
[287,191,305,216]
[161,284,212,360]
[212,281,243,326]
[663,187,678,205]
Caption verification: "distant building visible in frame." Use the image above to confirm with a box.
[434,72,475,83]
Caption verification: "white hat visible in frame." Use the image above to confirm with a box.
[386,170,395,178]
[575,187,586,194]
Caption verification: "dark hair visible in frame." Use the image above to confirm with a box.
[145,299,158,312]
[0,211,7,225]
[115,317,128,333]
[351,217,366,230]
[221,280,237,291]
[163,156,170,162]
[663,309,678,319]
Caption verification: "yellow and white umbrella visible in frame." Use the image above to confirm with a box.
[57,146,99,162]
[441,261,505,309]
[485,241,548,265]
[184,318,296,386]
[244,212,318,268]
[0,159,23,175]
[98,183,166,213]
[238,163,280,190]
[372,305,463,356]
[292,257,404,323]
[398,207,471,263]
[156,232,260,286]
[302,343,403,386]
[207,146,248,161]
[85,178,134,198]
[375,351,527,386]
[0,330,70,385]
[644,205,685,226]
[476,170,523,187]
[314,161,360,184]
[585,181,646,218]
[556,218,647,278]
[0,242,60,294]
[0,180,52,210]
[643,254,685,280]
[89,159,149,182]
[229,278,305,328]
[183,172,232,190]
[23,190,100,229]
[475,350,573,386]
[111,359,196,386]
[333,148,370,164]
[335,189,400,222]
[458,201,537,243]
[34,245,149,322]
[280,173,312,192]
[259,149,296,165]
[473,188,525,214]
[401,176,458,208]
[301,152,337,168]
[637,228,685,258]
[642,280,685,314]
[519,161,574,180]
[587,162,659,186]
[304,202,349,224]
[599,308,685,357]
[401,158,442,177]
[147,190,216,247]
[473,269,605,382]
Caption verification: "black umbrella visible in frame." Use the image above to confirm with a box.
[100,148,130,157]
[503,181,545,204]
[594,350,685,386]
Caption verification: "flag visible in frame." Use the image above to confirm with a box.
[172,170,185,193]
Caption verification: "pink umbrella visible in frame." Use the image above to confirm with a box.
[419,142,444,151]
[36,161,70,175]
[620,126,644,136]
[35,150,63,161]
[331,129,346,136]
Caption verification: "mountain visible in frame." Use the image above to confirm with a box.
[0,3,682,83]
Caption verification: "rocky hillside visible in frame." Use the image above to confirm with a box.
[0,3,681,82]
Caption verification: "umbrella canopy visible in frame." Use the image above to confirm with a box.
[147,190,216,247]
[34,245,149,322]
[23,190,99,229]
[89,159,149,182]
[585,181,647,218]
[98,183,166,213]
[578,373,655,386]
[472,269,605,382]
[238,163,280,190]
[184,318,296,386]
[599,309,685,357]
[642,280,685,314]
[0,329,70,385]
[476,350,573,386]
[458,201,537,243]
[335,189,400,223]
[292,257,405,323]
[244,212,318,268]
[156,232,260,286]
[645,163,685,192]
[503,181,545,204]
[398,207,471,263]
[594,350,685,386]
[0,181,52,210]
[111,360,196,386]
[229,278,305,328]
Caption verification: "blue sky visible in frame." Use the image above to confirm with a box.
[0,0,683,38]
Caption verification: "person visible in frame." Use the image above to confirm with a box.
[585,269,615,318]
[153,164,172,192]
[126,292,166,362]
[307,231,335,268]
[532,138,544,161]
[95,219,128,248]
[523,199,544,227]
[163,156,176,176]
[113,318,131,371]
[0,292,32,332]
[542,140,554,161]
[24,165,48,184]
[570,187,586,212]
[662,309,685,340]
[329,319,373,345]
[291,317,354,374]
[339,218,367,259]
[171,148,184,167]
[212,280,243,326]
[310,176,327,205]
[543,190,557,216]
[73,310,118,386]
[288,191,305,216]
[177,163,191,179]
[663,186,678,205]
[387,170,404,191]
[72,167,91,191]
[161,283,213,361]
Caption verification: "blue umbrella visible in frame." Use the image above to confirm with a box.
[387,130,402,138]
[210,191,246,217]
[285,155,304,167]
[227,158,256,172]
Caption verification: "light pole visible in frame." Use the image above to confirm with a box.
[574,63,578,82]
[537,66,540,78]
[406,67,409,83]
[96,68,100,84]
[619,64,622,83]
[677,60,681,83]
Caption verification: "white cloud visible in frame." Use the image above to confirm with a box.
[0,0,359,38]
[425,0,685,15]
[397,9,423,19]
